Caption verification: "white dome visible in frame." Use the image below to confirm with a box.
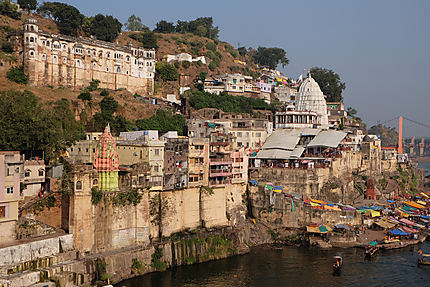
[296,74,329,127]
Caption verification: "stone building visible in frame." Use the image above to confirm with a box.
[22,158,45,197]
[19,19,156,95]
[0,151,23,244]
[161,132,189,190]
[188,138,210,188]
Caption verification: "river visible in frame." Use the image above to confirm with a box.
[117,242,430,287]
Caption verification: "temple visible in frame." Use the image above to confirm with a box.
[94,124,119,191]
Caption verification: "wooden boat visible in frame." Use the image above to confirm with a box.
[418,254,430,265]
[365,246,379,257]
[333,256,343,273]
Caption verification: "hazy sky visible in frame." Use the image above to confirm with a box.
[55,0,429,137]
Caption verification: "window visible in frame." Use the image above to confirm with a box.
[38,169,44,177]
[76,181,82,190]
[93,179,98,185]
[41,54,46,60]
[25,170,31,177]
[154,149,159,156]
[0,206,5,218]
[6,187,13,194]
[154,165,159,172]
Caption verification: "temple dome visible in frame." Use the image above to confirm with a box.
[296,73,329,127]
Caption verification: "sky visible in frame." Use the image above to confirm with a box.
[54,0,430,137]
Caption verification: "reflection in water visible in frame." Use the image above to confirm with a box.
[118,242,430,287]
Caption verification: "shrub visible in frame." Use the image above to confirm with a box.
[77,92,92,102]
[91,187,102,205]
[208,61,218,71]
[0,0,21,20]
[156,62,179,82]
[1,41,13,53]
[205,41,216,52]
[182,61,190,68]
[6,66,27,84]
[86,79,100,92]
[174,62,180,69]
[100,89,109,97]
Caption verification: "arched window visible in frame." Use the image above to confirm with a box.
[93,179,98,185]
[29,51,34,57]
[30,37,34,43]
[25,169,31,177]
[30,25,34,31]
[76,181,82,190]
[38,169,44,177]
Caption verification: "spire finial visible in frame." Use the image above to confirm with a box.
[308,69,312,79]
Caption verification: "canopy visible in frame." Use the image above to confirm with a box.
[375,220,396,229]
[400,218,415,226]
[371,211,381,217]
[310,198,327,205]
[249,179,258,186]
[404,201,425,209]
[335,224,351,230]
[369,205,384,211]
[420,215,430,220]
[390,229,409,236]
[387,200,396,203]
[369,241,378,246]
[306,225,332,234]
[273,186,283,193]
[307,130,347,148]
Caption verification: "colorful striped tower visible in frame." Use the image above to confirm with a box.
[94,124,119,191]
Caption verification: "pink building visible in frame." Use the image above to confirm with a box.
[0,151,23,243]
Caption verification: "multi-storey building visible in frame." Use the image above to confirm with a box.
[18,18,156,95]
[188,138,210,188]
[231,147,248,184]
[204,73,253,95]
[162,132,189,190]
[0,151,23,243]
[209,133,233,187]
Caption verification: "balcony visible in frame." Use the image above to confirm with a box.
[209,179,231,186]
[210,171,232,177]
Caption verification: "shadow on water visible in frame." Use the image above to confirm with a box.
[117,242,430,287]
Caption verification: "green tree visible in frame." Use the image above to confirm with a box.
[87,96,119,132]
[0,90,83,162]
[155,62,178,81]
[125,14,148,32]
[1,41,13,53]
[136,109,185,135]
[7,66,27,84]
[0,0,21,19]
[77,92,92,102]
[175,17,218,39]
[17,0,37,11]
[252,47,289,69]
[37,2,84,36]
[238,46,247,57]
[90,14,122,42]
[129,32,158,49]
[310,67,346,102]
[368,124,398,147]
[154,20,175,33]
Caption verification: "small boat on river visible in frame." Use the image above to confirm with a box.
[418,254,430,265]
[333,256,343,273]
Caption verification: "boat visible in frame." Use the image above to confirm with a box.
[333,256,343,273]
[418,254,430,265]
[365,246,379,257]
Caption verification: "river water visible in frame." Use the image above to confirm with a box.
[119,162,430,287]
[118,242,430,287]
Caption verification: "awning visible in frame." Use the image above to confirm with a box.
[400,218,415,226]
[290,146,305,159]
[390,229,409,236]
[375,220,396,229]
[335,224,351,230]
[256,149,292,160]
[404,201,425,209]
[371,211,381,217]
[307,130,347,148]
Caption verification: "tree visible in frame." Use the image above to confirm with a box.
[7,67,27,84]
[0,0,21,19]
[136,109,185,135]
[17,0,37,11]
[310,67,346,102]
[0,90,83,162]
[129,32,158,49]
[175,17,218,39]
[77,92,92,102]
[37,2,84,36]
[155,62,178,82]
[90,14,122,42]
[252,47,289,69]
[153,20,175,33]
[238,46,247,57]
[368,124,398,147]
[1,41,13,53]
[125,14,148,32]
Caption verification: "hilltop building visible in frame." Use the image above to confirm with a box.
[15,19,156,95]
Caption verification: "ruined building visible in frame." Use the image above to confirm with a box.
[17,19,155,95]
